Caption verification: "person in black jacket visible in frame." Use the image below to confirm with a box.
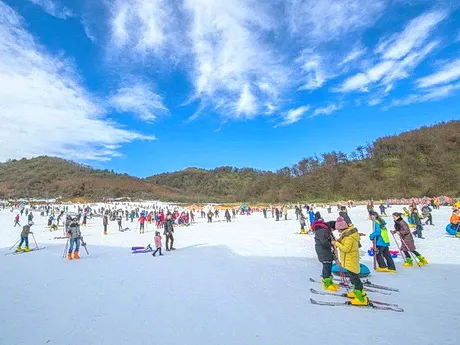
[312,212,339,291]
[339,206,352,225]
[164,214,175,251]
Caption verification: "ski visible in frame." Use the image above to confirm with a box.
[332,277,399,292]
[310,298,404,312]
[309,278,392,295]
[5,247,46,256]
[310,288,400,307]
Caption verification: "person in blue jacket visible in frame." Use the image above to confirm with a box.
[369,212,396,273]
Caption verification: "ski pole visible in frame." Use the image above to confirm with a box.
[398,234,422,268]
[80,237,89,255]
[371,215,377,270]
[8,239,20,251]
[62,238,69,259]
[31,233,39,250]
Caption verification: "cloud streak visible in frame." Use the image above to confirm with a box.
[0,1,152,162]
[27,0,72,19]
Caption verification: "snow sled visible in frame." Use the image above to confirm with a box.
[131,245,153,254]
[332,263,370,278]
[446,224,458,236]
[367,248,399,258]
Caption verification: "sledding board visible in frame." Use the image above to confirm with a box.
[446,224,458,236]
[332,263,370,277]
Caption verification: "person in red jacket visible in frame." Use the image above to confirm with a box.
[139,214,146,234]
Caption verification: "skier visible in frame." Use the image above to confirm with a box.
[379,203,387,216]
[282,205,288,220]
[164,214,175,251]
[299,213,307,234]
[369,212,396,273]
[312,212,339,292]
[28,212,34,223]
[152,231,164,257]
[67,218,82,260]
[332,221,369,306]
[139,213,146,234]
[207,210,213,223]
[13,214,20,227]
[16,221,33,252]
[117,214,123,231]
[410,206,424,239]
[338,206,353,226]
[103,213,109,235]
[421,205,433,226]
[82,214,87,227]
[391,213,428,267]
[225,209,231,222]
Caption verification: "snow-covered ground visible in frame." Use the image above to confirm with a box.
[0,205,458,345]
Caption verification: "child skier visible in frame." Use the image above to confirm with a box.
[152,231,164,257]
[299,213,307,234]
[391,213,428,266]
[312,213,339,292]
[332,220,369,306]
[369,212,396,273]
[338,206,353,226]
[16,221,33,252]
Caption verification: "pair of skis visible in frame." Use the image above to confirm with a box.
[309,278,403,312]
[5,247,46,256]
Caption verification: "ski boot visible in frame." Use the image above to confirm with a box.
[375,267,388,272]
[350,289,369,306]
[67,253,73,260]
[23,246,31,252]
[403,257,413,267]
[417,255,428,265]
[104,231,108,235]
[73,251,80,259]
[16,246,23,252]
[386,268,396,273]
[322,277,340,292]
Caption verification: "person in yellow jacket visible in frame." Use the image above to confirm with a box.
[332,221,369,306]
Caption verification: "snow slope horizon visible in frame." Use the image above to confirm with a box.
[1,205,459,345]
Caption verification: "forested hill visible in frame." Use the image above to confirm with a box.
[1,121,458,202]
[0,157,181,201]
[146,121,460,202]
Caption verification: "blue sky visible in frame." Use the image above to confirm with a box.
[1,0,459,177]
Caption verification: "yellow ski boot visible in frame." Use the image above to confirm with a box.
[375,267,389,272]
[350,290,369,306]
[322,277,340,292]
[403,258,413,267]
[23,246,31,252]
[417,255,428,265]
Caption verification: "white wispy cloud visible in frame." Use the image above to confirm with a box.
[108,82,168,122]
[312,103,342,117]
[183,0,289,118]
[379,9,447,60]
[339,9,447,94]
[0,2,152,161]
[340,46,367,66]
[390,82,460,107]
[109,0,180,56]
[27,0,72,19]
[277,105,311,126]
[297,51,327,90]
[287,0,386,42]
[416,58,460,88]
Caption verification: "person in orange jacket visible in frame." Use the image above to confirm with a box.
[450,208,460,237]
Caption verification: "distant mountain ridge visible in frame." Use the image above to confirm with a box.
[1,121,459,202]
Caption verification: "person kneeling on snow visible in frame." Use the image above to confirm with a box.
[312,212,339,292]
[67,218,82,260]
[332,221,369,306]
[17,221,33,252]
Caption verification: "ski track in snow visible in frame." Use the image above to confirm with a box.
[0,205,459,345]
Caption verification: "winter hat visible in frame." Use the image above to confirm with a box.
[335,217,348,230]
[314,212,322,220]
